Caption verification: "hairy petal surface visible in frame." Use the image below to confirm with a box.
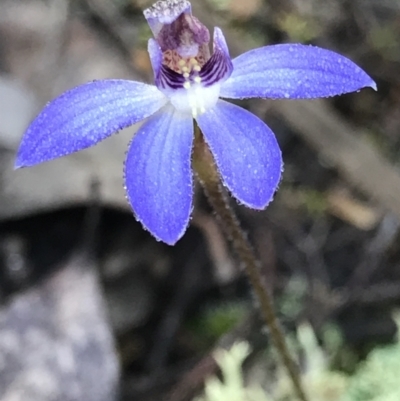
[220,44,376,99]
[196,100,282,208]
[125,106,193,245]
[15,80,167,168]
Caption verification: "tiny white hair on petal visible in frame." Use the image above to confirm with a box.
[144,0,191,24]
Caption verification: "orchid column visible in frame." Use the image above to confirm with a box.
[15,1,376,399]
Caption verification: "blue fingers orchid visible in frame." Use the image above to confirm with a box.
[15,0,376,245]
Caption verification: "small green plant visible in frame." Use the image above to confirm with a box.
[276,323,348,401]
[196,313,400,401]
[341,313,400,401]
[195,342,273,401]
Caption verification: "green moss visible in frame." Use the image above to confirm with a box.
[193,307,400,401]
[187,302,250,347]
[342,339,400,401]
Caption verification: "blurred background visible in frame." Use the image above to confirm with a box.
[1,0,400,400]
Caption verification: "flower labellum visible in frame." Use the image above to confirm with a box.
[15,0,376,245]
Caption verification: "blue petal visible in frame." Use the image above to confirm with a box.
[196,101,282,208]
[15,80,167,168]
[220,44,376,99]
[124,106,193,245]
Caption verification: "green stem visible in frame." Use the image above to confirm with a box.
[192,129,308,401]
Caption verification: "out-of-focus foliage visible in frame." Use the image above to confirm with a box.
[194,342,272,401]
[187,302,250,348]
[276,323,348,401]
[341,313,400,401]
[195,314,400,401]
[276,13,321,42]
[278,276,308,320]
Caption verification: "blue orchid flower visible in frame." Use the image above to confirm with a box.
[15,0,376,245]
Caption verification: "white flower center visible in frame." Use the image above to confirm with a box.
[168,80,221,118]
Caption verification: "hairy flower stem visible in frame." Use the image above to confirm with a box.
[193,128,308,401]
